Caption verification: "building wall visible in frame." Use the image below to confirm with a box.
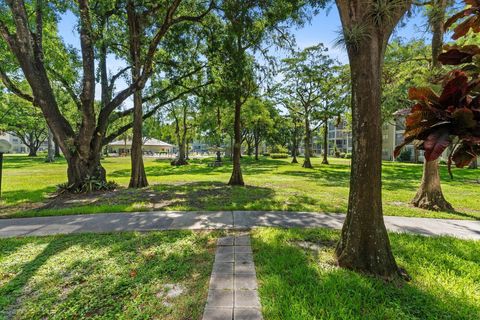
[0,132,28,153]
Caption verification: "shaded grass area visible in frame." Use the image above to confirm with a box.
[1,155,479,220]
[252,228,480,320]
[0,230,219,320]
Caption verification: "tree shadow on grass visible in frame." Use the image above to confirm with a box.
[29,182,286,213]
[0,231,216,319]
[2,155,66,170]
[108,158,288,178]
[252,229,480,320]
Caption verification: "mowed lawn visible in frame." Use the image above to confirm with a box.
[252,228,480,320]
[1,154,479,219]
[0,230,219,320]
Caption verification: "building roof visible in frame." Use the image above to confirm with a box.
[109,138,173,147]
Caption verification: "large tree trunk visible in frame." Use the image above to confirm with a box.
[127,1,148,188]
[412,0,450,208]
[172,139,188,165]
[412,159,453,211]
[128,89,148,188]
[303,118,313,168]
[254,140,259,161]
[322,120,329,165]
[66,152,106,191]
[228,98,245,186]
[334,0,411,279]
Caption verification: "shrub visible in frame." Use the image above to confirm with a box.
[56,178,119,194]
[345,153,352,159]
[340,152,346,158]
[270,145,288,154]
[263,153,270,157]
[270,153,289,159]
[397,149,412,162]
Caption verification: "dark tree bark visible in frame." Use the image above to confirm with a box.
[322,120,329,165]
[334,0,411,278]
[412,159,453,211]
[413,0,451,210]
[228,97,245,186]
[303,117,313,168]
[54,138,60,157]
[127,0,148,188]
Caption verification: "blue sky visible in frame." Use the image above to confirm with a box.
[57,5,430,101]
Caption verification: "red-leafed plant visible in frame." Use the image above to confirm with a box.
[395,0,480,174]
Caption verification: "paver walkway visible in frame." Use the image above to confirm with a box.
[203,234,262,320]
[0,211,479,240]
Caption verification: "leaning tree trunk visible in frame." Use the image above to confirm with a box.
[127,2,148,188]
[322,121,329,165]
[228,98,245,186]
[303,118,313,168]
[412,0,450,208]
[412,159,453,211]
[334,0,411,279]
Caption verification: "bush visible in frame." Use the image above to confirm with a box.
[345,153,352,159]
[270,145,288,154]
[56,178,119,194]
[263,153,270,157]
[340,152,346,158]
[397,149,412,162]
[270,153,289,159]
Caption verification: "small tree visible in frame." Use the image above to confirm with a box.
[0,94,47,157]
[279,44,336,168]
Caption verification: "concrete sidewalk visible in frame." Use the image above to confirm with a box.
[0,211,479,240]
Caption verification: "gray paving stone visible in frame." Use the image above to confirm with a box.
[215,252,234,263]
[210,274,234,290]
[234,273,257,290]
[217,246,234,254]
[213,262,234,274]
[235,290,260,308]
[235,253,253,262]
[235,261,256,274]
[234,308,263,320]
[218,236,234,246]
[206,290,233,308]
[2,211,479,240]
[235,246,253,254]
[235,235,251,246]
[203,308,233,320]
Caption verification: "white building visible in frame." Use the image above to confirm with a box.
[108,138,174,156]
[0,132,27,153]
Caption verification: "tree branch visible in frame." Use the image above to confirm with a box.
[0,68,34,103]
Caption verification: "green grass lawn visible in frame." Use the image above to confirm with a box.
[0,230,219,320]
[1,154,479,220]
[251,228,480,320]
